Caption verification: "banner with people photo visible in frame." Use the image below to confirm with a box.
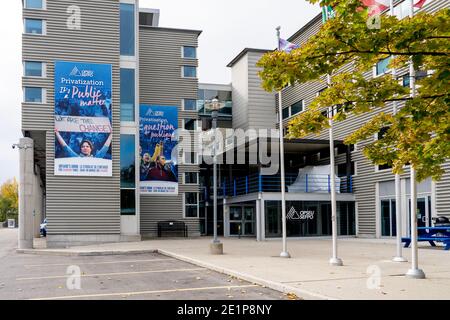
[139,105,179,195]
[54,61,113,176]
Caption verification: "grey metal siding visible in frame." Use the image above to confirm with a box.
[231,54,249,130]
[247,52,277,130]
[22,0,121,236]
[139,27,201,237]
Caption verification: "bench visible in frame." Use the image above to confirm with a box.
[157,221,188,238]
[402,227,450,250]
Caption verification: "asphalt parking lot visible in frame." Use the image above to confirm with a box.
[0,240,290,300]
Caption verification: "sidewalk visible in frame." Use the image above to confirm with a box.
[18,237,450,300]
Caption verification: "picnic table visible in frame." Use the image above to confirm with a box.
[402,226,450,250]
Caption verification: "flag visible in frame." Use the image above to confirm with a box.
[414,0,427,8]
[322,5,336,23]
[279,38,300,53]
[361,0,390,16]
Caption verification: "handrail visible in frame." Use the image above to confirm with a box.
[220,173,354,198]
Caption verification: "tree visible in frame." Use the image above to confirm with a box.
[257,0,449,181]
[0,178,19,222]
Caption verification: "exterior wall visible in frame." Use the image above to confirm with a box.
[278,0,449,236]
[247,52,277,130]
[139,27,201,237]
[23,0,122,246]
[230,54,249,130]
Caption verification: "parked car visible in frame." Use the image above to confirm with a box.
[40,218,47,237]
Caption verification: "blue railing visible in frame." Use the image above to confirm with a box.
[221,173,353,197]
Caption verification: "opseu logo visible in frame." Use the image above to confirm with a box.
[69,66,94,78]
[145,108,164,117]
[287,207,315,220]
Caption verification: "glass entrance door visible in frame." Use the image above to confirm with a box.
[229,206,255,237]
[408,196,432,234]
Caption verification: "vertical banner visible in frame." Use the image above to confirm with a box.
[54,61,113,176]
[139,105,178,195]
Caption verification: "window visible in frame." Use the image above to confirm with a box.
[139,12,154,26]
[381,199,397,237]
[121,189,136,215]
[183,99,197,111]
[402,73,411,87]
[185,192,199,218]
[184,152,197,164]
[24,61,43,77]
[183,66,197,78]
[24,87,43,103]
[183,46,197,59]
[282,107,290,120]
[120,3,135,56]
[290,100,304,116]
[24,19,43,34]
[120,134,135,188]
[120,68,135,121]
[376,56,391,76]
[184,172,198,184]
[25,0,44,9]
[184,119,197,131]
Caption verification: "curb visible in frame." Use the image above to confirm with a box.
[157,249,338,301]
[16,248,158,257]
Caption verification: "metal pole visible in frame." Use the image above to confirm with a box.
[405,0,424,278]
[276,26,290,258]
[390,0,407,263]
[213,112,219,244]
[328,102,343,266]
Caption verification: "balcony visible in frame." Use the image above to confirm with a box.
[220,173,353,198]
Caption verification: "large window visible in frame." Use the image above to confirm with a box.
[377,127,392,170]
[121,190,136,216]
[183,66,197,78]
[381,199,397,237]
[184,172,198,184]
[24,87,43,103]
[120,3,135,56]
[184,193,199,218]
[120,134,135,188]
[24,61,43,77]
[120,68,135,121]
[282,107,290,120]
[183,46,197,59]
[376,56,391,76]
[183,99,197,111]
[24,19,43,34]
[25,0,44,9]
[290,100,304,116]
[121,134,135,216]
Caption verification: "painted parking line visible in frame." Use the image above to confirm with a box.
[30,284,260,300]
[24,258,176,268]
[16,268,206,281]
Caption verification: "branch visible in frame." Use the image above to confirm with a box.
[307,50,449,60]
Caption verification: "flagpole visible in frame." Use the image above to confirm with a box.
[405,0,425,279]
[390,0,408,264]
[322,5,343,267]
[276,26,291,259]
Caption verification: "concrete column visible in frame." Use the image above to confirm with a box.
[256,198,262,241]
[18,137,34,249]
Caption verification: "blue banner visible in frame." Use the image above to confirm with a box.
[54,61,113,176]
[139,105,178,195]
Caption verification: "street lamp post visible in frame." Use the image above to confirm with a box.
[209,98,223,255]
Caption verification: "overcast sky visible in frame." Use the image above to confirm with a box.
[0,0,320,185]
